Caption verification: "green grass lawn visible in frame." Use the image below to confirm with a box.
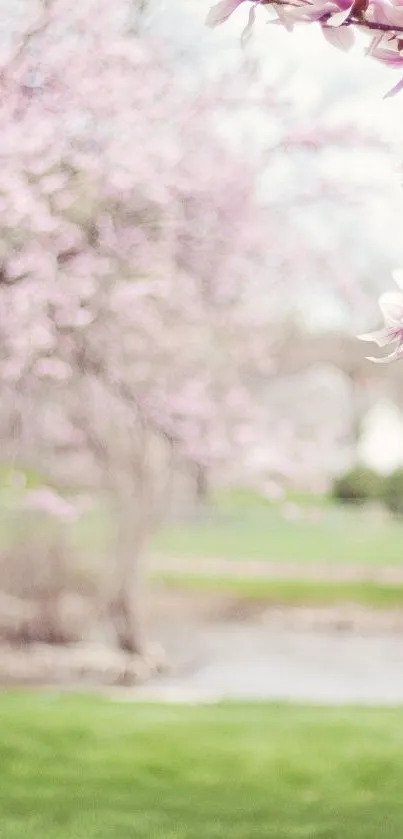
[2,481,403,568]
[3,482,403,616]
[152,505,403,566]
[150,485,403,566]
[155,573,403,608]
[2,694,403,838]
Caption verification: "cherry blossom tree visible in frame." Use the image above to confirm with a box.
[0,0,392,652]
[0,0,267,652]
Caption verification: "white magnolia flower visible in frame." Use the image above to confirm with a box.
[358,270,403,363]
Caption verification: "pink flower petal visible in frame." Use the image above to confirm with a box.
[206,0,248,27]
[326,4,354,25]
[384,76,403,99]
[241,4,256,46]
[366,349,400,363]
[322,22,355,50]
[372,47,403,67]
[358,329,393,347]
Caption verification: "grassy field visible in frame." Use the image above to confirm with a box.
[2,693,403,838]
[69,493,403,568]
[3,482,403,609]
[2,482,403,568]
[156,573,403,608]
[153,504,403,567]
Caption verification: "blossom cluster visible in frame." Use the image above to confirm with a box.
[207,0,403,97]
[359,270,403,362]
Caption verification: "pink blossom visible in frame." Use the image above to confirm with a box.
[0,0,391,485]
[206,0,250,27]
[206,0,403,95]
[358,270,403,362]
[22,487,88,522]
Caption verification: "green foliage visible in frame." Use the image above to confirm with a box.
[212,485,273,512]
[2,695,403,838]
[152,501,403,567]
[156,573,403,609]
[331,465,382,505]
[0,463,46,491]
[2,480,403,593]
[213,486,328,512]
[383,468,403,518]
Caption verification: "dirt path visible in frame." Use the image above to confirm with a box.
[149,555,403,583]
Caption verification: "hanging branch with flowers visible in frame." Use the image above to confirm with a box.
[207,0,403,97]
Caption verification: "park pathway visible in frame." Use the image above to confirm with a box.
[121,621,403,705]
[107,557,403,705]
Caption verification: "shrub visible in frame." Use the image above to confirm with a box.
[332,466,382,505]
[0,463,46,491]
[0,508,97,644]
[382,468,403,518]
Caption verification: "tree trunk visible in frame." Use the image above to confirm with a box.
[348,372,368,453]
[109,586,145,655]
[195,463,209,504]
[108,490,148,656]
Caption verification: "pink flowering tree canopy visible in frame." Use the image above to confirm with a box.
[207,0,403,97]
[0,0,386,471]
[0,0,398,652]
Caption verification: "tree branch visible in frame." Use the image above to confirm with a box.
[261,0,403,35]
